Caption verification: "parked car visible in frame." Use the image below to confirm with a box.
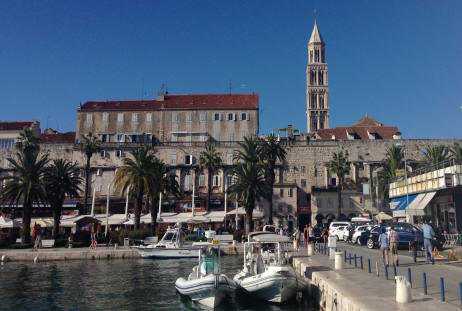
[329,221,351,237]
[362,226,380,249]
[352,225,376,245]
[330,225,347,240]
[339,226,351,242]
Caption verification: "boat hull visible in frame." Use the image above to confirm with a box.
[175,274,236,308]
[234,268,298,303]
[136,246,199,259]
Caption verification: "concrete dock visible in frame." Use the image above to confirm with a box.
[0,244,244,262]
[293,244,462,311]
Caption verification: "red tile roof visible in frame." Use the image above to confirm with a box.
[40,132,76,144]
[79,94,258,111]
[0,121,35,131]
[316,116,399,140]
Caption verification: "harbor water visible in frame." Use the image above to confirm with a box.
[0,256,318,310]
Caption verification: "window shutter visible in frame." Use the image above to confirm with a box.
[233,113,236,121]
[246,113,250,121]
[219,114,223,121]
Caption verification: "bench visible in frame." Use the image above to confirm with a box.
[213,234,233,245]
[41,239,55,248]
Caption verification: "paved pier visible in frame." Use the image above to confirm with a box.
[293,243,462,310]
[0,244,243,262]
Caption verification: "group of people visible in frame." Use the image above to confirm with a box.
[292,224,328,251]
[378,219,436,267]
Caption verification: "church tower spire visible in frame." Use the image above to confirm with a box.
[306,19,329,133]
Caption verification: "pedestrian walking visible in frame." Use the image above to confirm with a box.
[421,219,435,264]
[308,224,315,244]
[388,225,400,266]
[321,227,328,248]
[303,225,309,247]
[293,227,300,251]
[378,227,389,266]
[34,224,42,250]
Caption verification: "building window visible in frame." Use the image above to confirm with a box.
[288,188,293,197]
[200,133,207,142]
[316,198,322,209]
[96,168,103,176]
[102,113,109,123]
[184,155,193,165]
[200,112,206,122]
[186,112,192,122]
[301,179,306,188]
[116,150,125,158]
[172,113,179,123]
[213,132,220,141]
[132,113,139,123]
[228,133,234,142]
[240,113,248,121]
[279,189,284,198]
[319,95,324,109]
[184,175,191,191]
[227,154,233,165]
[199,175,206,187]
[117,113,124,122]
[301,166,306,176]
[116,134,124,142]
[171,133,178,142]
[0,139,14,149]
[212,175,221,187]
[185,134,192,144]
[227,113,235,121]
[318,71,323,85]
[311,93,317,109]
[213,113,221,121]
[170,154,177,165]
[86,114,93,124]
[327,198,333,209]
[99,150,107,158]
[146,113,152,122]
[241,132,247,140]
[226,175,233,186]
[100,134,108,142]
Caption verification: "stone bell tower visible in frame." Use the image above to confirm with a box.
[306,20,329,133]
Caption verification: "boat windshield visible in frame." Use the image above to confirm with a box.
[200,248,219,276]
[162,232,176,242]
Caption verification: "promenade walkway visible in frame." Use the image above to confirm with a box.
[296,241,462,310]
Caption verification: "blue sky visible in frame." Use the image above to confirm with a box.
[1,1,461,138]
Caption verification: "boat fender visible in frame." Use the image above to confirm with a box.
[34,256,39,263]
[1,255,7,262]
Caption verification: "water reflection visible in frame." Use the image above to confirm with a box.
[0,256,317,311]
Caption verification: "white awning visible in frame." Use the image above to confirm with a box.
[124,132,144,135]
[407,192,436,210]
[226,207,264,219]
[0,216,22,228]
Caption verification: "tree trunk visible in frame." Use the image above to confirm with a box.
[22,201,32,244]
[207,169,212,212]
[337,177,342,219]
[52,205,61,239]
[83,156,90,214]
[134,187,143,230]
[245,210,254,235]
[150,198,159,236]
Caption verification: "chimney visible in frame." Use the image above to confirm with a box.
[157,92,165,101]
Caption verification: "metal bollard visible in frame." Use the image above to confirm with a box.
[385,265,389,280]
[423,272,427,295]
[344,250,347,263]
[360,256,363,270]
[408,268,412,288]
[441,278,445,302]
[354,254,357,268]
[376,261,379,277]
[459,282,462,308]
[393,266,397,282]
[349,253,351,265]
[368,258,371,273]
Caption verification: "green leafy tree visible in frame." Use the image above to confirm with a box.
[0,151,49,243]
[77,132,101,214]
[44,159,82,238]
[450,144,462,164]
[423,145,449,166]
[327,151,350,219]
[377,145,404,201]
[146,158,180,235]
[260,134,286,225]
[114,145,156,229]
[199,143,222,211]
[228,162,269,234]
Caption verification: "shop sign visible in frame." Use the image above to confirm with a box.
[299,206,311,214]
[445,173,453,188]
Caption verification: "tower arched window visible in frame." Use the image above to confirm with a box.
[310,51,313,63]
[311,93,317,109]
[315,50,319,62]
[318,71,323,85]
[319,95,324,109]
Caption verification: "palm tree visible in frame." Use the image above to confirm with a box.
[260,134,286,225]
[199,142,222,211]
[377,145,404,201]
[114,145,156,229]
[15,127,40,155]
[0,151,49,243]
[423,145,449,166]
[450,144,462,164]
[228,162,269,234]
[77,132,101,214]
[44,159,82,239]
[147,158,181,235]
[327,151,350,219]
[234,136,263,164]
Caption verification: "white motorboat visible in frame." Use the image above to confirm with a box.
[233,232,300,303]
[135,227,199,259]
[175,243,236,308]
